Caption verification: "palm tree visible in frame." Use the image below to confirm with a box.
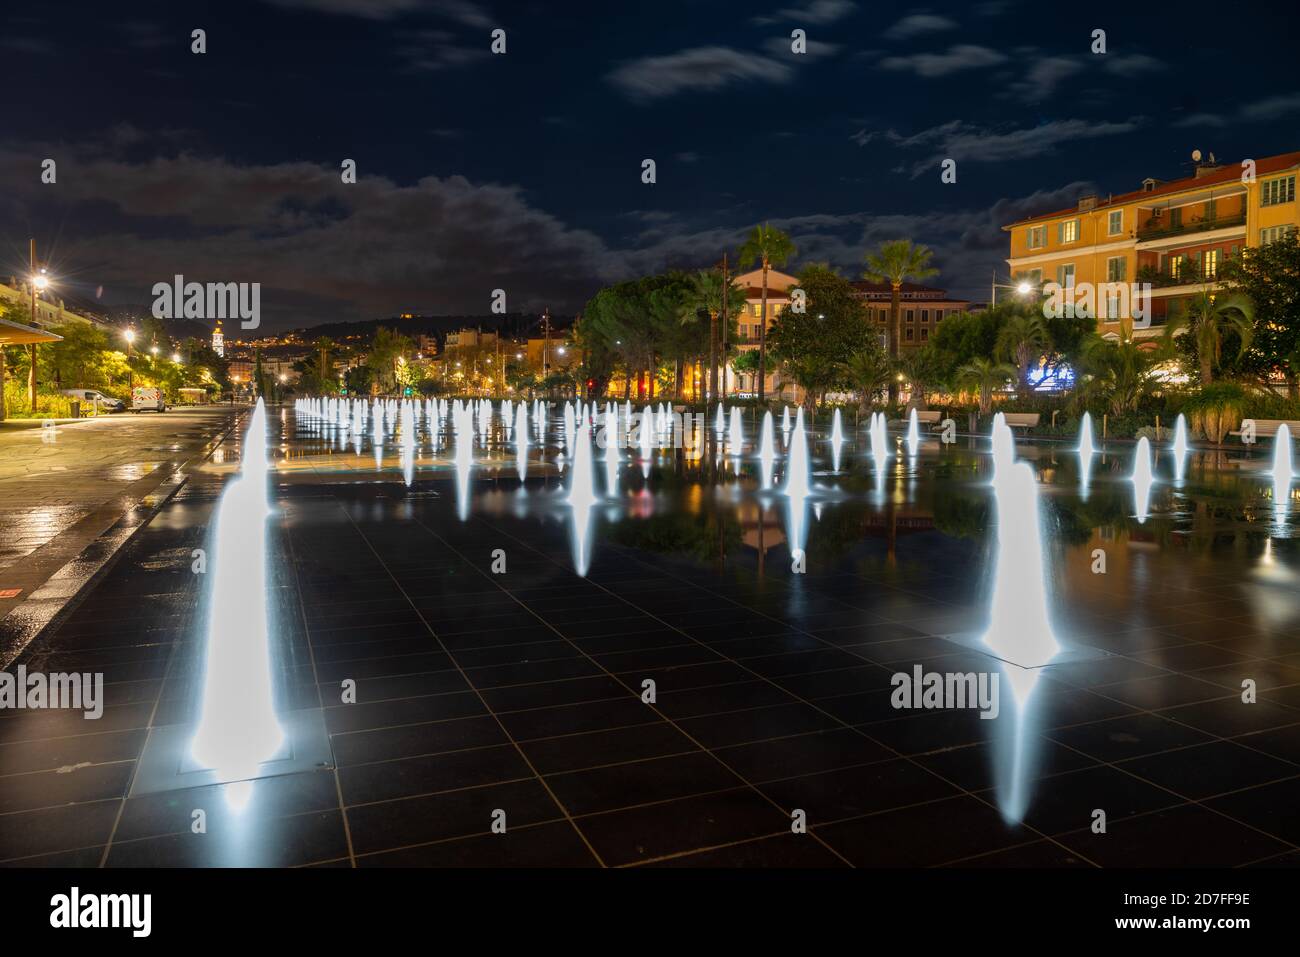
[681,270,741,402]
[862,240,939,403]
[737,223,797,404]
[312,336,337,391]
[995,310,1052,395]
[1168,291,1254,385]
[956,357,1016,415]
[842,346,892,414]
[1078,332,1170,416]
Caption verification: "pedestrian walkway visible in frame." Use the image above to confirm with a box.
[0,407,244,664]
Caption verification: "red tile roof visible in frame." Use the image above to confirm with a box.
[1003,151,1300,229]
[850,280,968,301]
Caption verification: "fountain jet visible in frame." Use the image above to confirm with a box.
[830,408,844,472]
[1172,413,1189,482]
[190,400,285,801]
[1132,435,1154,523]
[1273,423,1293,521]
[759,411,776,489]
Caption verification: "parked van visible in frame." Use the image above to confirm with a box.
[60,388,125,412]
[130,386,166,413]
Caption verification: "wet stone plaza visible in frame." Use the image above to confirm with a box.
[2,397,1299,868]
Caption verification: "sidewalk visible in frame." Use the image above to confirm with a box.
[0,406,246,664]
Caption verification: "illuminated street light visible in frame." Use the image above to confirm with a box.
[32,271,49,292]
[172,352,182,363]
[1016,282,1031,295]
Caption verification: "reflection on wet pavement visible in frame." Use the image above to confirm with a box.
[2,399,1299,868]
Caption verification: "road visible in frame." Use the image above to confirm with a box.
[0,406,244,661]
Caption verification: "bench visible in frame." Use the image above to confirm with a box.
[1228,418,1300,441]
[1001,413,1040,430]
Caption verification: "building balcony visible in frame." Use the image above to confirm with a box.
[1136,211,1246,242]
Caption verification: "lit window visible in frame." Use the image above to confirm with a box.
[1203,249,1219,278]
[1261,175,1296,206]
[1058,219,1080,243]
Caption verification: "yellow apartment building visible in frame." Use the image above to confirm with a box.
[1003,150,1299,339]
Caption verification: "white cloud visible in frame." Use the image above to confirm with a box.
[879,45,1006,78]
[854,118,1140,176]
[883,14,957,41]
[1242,91,1300,121]
[753,0,856,25]
[607,47,792,101]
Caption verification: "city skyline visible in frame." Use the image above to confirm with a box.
[2,0,1298,332]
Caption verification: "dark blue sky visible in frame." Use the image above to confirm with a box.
[2,0,1296,331]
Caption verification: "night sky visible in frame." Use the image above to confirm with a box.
[2,0,1296,332]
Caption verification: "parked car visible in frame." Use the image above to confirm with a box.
[60,388,125,412]
[130,386,166,413]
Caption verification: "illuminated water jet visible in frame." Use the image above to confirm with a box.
[189,400,285,804]
[514,401,528,481]
[566,420,597,575]
[830,408,844,472]
[905,408,919,458]
[759,411,776,489]
[1172,413,1189,482]
[1272,423,1293,521]
[1132,435,1154,523]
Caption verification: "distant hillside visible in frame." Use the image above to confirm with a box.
[281,312,575,344]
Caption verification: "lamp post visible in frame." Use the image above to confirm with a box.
[124,328,136,390]
[990,271,1033,306]
[28,238,49,410]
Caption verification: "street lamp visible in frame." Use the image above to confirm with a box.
[172,352,182,363]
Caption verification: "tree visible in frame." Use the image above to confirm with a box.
[862,239,938,402]
[995,309,1052,395]
[896,344,944,411]
[313,337,337,382]
[1219,233,1300,395]
[344,364,374,396]
[366,326,413,392]
[1077,332,1170,416]
[956,357,1016,415]
[842,343,892,413]
[1168,291,1254,386]
[737,223,796,403]
[768,264,874,407]
[681,269,744,401]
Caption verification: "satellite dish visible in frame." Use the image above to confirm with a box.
[1192,149,1203,161]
